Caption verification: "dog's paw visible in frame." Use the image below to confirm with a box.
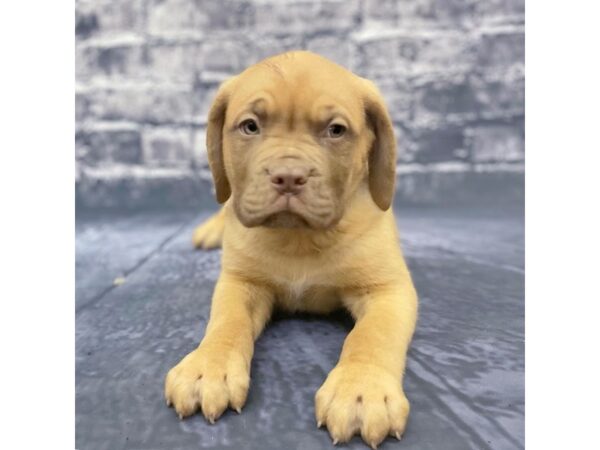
[192,210,225,249]
[315,363,409,448]
[165,346,249,423]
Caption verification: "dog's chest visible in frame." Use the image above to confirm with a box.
[272,275,340,313]
[285,279,310,299]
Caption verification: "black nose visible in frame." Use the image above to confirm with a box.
[270,168,308,195]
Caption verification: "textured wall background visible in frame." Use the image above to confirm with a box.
[75,0,524,208]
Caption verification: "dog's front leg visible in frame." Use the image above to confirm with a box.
[316,283,418,448]
[165,273,273,423]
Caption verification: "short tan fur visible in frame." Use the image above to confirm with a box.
[166,51,418,449]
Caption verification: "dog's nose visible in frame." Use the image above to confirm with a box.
[270,167,308,195]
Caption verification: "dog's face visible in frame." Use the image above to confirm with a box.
[206,51,397,229]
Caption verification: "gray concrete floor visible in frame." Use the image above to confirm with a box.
[76,203,524,450]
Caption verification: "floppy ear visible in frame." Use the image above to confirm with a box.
[362,80,397,211]
[206,78,236,203]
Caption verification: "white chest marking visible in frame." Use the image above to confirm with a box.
[287,280,309,299]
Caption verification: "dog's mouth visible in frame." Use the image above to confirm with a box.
[237,193,335,229]
[262,210,309,228]
[262,195,311,228]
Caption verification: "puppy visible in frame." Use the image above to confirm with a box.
[165,51,418,448]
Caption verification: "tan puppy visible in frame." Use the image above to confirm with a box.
[165,51,418,448]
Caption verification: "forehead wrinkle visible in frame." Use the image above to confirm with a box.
[231,94,274,123]
[250,97,269,116]
[311,101,353,126]
[259,60,286,80]
[287,104,295,130]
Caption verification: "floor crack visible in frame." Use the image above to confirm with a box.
[409,348,524,449]
[75,214,197,314]
[404,240,524,274]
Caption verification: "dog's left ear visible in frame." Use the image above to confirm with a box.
[361,79,397,211]
[206,77,237,203]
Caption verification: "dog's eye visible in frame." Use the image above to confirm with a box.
[239,119,260,135]
[327,124,346,138]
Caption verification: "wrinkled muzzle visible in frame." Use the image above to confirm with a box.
[234,153,341,229]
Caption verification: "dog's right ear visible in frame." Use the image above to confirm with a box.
[206,77,236,203]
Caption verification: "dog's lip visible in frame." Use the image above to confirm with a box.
[262,195,315,226]
[238,192,333,229]
[269,194,301,215]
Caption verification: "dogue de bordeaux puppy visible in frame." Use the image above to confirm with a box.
[165,51,418,448]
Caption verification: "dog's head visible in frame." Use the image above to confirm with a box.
[206,51,396,229]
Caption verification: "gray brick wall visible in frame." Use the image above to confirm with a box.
[76,0,524,208]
